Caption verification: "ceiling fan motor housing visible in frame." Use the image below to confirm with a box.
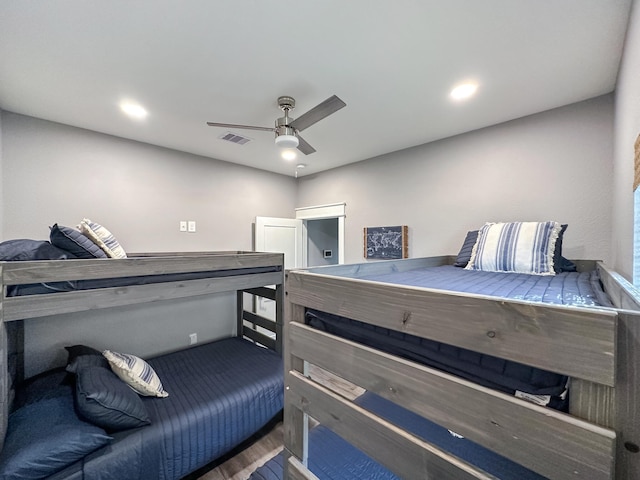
[277,96,295,111]
[275,110,299,148]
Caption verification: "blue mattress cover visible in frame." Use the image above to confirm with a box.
[42,338,283,480]
[358,264,612,307]
[250,391,546,480]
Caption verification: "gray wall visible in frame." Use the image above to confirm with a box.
[0,110,3,241]
[613,0,640,281]
[0,109,4,239]
[1,112,297,376]
[2,112,296,251]
[297,95,614,265]
[307,218,339,266]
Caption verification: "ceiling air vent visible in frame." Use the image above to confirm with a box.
[219,132,252,145]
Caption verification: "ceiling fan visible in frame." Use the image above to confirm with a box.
[206,95,346,155]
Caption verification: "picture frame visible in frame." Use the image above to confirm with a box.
[364,225,408,259]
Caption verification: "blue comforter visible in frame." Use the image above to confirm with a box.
[47,338,283,480]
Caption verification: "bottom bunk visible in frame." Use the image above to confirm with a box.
[251,390,547,480]
[0,337,284,480]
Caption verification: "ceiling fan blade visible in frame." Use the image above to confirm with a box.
[206,121,275,133]
[289,95,346,132]
[296,135,316,155]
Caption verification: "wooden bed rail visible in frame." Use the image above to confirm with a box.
[286,322,615,480]
[286,271,617,387]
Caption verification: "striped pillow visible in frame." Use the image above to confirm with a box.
[78,219,127,259]
[103,350,168,398]
[466,221,562,276]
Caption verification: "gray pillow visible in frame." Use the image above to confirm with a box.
[75,365,151,432]
[0,239,76,261]
[453,230,479,267]
[50,224,108,259]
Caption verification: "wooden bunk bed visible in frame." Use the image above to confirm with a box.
[0,251,284,479]
[280,256,640,480]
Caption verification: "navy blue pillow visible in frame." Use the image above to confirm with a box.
[65,344,104,365]
[553,224,568,273]
[66,353,110,374]
[50,224,107,259]
[453,230,479,267]
[75,365,151,432]
[0,394,111,479]
[558,256,577,272]
[0,239,76,261]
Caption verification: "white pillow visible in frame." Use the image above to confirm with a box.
[466,221,562,276]
[103,350,168,397]
[78,218,127,259]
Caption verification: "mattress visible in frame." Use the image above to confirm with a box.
[359,264,612,307]
[40,338,283,480]
[250,391,546,480]
[306,266,612,408]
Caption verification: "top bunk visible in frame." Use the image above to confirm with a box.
[282,221,640,480]
[0,219,285,322]
[0,250,284,322]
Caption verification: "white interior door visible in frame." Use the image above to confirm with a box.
[255,216,304,270]
[252,217,304,329]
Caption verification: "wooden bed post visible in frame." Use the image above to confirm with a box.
[0,264,6,451]
[615,311,640,479]
[236,290,244,339]
[589,263,640,479]
[275,283,284,354]
[283,271,309,480]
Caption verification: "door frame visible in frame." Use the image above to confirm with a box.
[295,202,346,265]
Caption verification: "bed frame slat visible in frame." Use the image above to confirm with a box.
[287,271,617,386]
[286,371,499,480]
[1,253,283,284]
[242,326,276,351]
[289,322,616,480]
[3,271,282,321]
[243,310,277,333]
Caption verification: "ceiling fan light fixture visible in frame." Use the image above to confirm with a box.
[275,134,299,149]
[281,149,297,161]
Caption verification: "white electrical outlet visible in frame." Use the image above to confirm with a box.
[189,333,197,345]
[187,221,196,233]
[179,221,187,232]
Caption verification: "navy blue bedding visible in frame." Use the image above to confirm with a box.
[7,265,281,297]
[359,264,613,307]
[11,338,283,480]
[306,266,612,409]
[250,391,546,480]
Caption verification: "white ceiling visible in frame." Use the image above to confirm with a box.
[0,1,632,177]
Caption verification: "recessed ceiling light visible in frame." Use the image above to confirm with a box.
[281,149,297,161]
[450,82,478,101]
[120,102,148,119]
[296,163,307,169]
